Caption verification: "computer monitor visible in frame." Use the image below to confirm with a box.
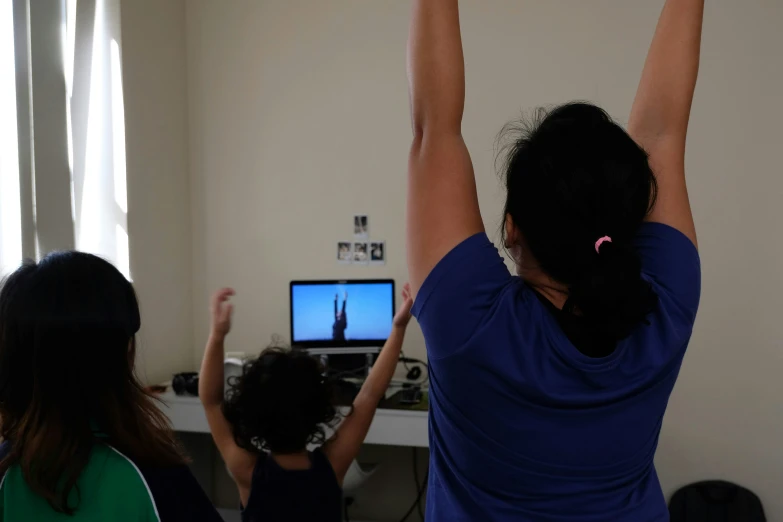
[290,279,395,349]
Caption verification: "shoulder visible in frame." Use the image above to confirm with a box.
[412,233,516,359]
[311,448,333,468]
[635,222,699,260]
[135,463,224,522]
[6,444,162,521]
[0,441,10,464]
[634,222,701,323]
[412,233,509,316]
[310,449,340,485]
[0,442,147,496]
[113,447,223,522]
[0,441,10,485]
[94,446,163,517]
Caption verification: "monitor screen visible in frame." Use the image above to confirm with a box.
[290,280,395,348]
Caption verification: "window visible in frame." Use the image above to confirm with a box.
[0,0,21,276]
[1,0,130,279]
[71,0,130,279]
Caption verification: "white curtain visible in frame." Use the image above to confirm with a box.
[68,0,130,279]
[0,0,129,279]
[0,0,21,277]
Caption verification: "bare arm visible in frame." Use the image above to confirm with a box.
[198,289,256,493]
[629,0,705,247]
[322,284,414,484]
[407,0,484,297]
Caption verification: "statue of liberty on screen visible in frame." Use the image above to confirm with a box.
[332,291,347,342]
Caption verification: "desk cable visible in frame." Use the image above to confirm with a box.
[400,446,429,522]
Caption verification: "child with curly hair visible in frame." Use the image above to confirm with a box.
[198,284,414,522]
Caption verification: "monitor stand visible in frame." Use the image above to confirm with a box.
[303,346,381,356]
[301,347,380,381]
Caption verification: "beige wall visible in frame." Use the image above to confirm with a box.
[121,0,194,385]
[181,0,783,519]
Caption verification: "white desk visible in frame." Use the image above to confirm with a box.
[157,391,430,448]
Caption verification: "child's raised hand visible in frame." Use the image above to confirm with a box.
[210,288,235,338]
[393,283,414,328]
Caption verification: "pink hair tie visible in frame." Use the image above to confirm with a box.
[594,236,612,254]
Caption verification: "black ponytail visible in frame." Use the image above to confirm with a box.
[565,241,658,341]
[500,102,659,341]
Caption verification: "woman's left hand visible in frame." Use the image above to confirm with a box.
[393,283,414,327]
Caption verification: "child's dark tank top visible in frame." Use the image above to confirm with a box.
[241,448,342,522]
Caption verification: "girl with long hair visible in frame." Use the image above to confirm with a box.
[0,252,222,522]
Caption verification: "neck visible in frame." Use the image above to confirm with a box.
[530,283,569,310]
[512,247,569,309]
[271,450,311,471]
[521,268,569,310]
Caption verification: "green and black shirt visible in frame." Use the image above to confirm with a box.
[0,441,223,522]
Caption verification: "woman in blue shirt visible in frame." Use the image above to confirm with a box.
[406,1,703,521]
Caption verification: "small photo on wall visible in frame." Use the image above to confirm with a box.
[353,242,369,264]
[354,215,369,239]
[337,242,352,264]
[370,241,385,265]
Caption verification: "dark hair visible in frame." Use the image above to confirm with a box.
[500,102,658,341]
[223,348,340,455]
[0,252,186,514]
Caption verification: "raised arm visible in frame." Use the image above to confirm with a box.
[629,0,705,247]
[406,0,484,296]
[198,289,256,494]
[322,284,414,484]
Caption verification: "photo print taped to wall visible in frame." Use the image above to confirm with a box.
[337,242,352,264]
[370,241,385,265]
[353,215,369,239]
[353,242,369,265]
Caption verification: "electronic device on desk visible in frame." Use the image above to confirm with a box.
[172,372,199,397]
[379,383,428,410]
[290,279,395,379]
[399,385,424,406]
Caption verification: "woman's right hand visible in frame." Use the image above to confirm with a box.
[210,288,235,339]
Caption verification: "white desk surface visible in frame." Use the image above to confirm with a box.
[156,391,429,448]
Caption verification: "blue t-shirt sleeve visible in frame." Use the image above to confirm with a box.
[634,222,701,323]
[412,233,512,359]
